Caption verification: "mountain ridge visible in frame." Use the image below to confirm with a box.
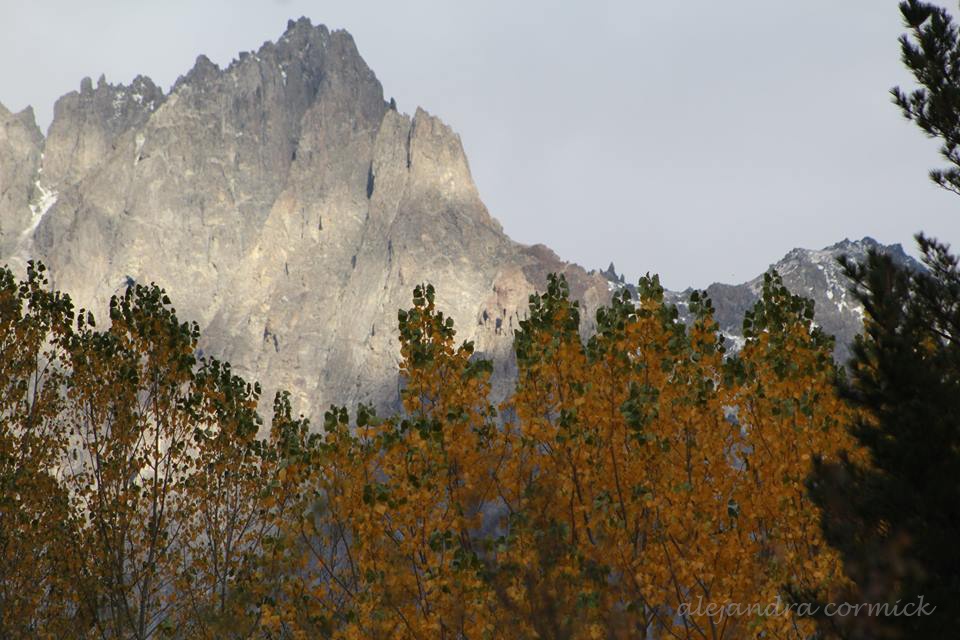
[0,18,910,417]
[597,236,924,361]
[0,18,611,418]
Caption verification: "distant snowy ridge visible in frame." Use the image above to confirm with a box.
[599,237,923,361]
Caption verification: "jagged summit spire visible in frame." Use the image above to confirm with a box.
[175,53,220,89]
[168,16,373,102]
[75,73,162,98]
[284,16,315,34]
[0,101,38,127]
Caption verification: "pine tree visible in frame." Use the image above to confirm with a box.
[802,2,960,636]
[807,239,960,638]
[893,1,960,193]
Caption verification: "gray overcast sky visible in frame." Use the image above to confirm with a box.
[2,0,958,289]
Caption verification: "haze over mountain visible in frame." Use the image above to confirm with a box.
[0,18,913,417]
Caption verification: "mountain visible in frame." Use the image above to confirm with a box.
[0,18,915,417]
[0,18,609,417]
[603,237,923,362]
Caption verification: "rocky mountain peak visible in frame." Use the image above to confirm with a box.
[179,54,220,87]
[0,20,912,420]
[642,236,925,361]
[599,262,625,284]
[403,106,500,231]
[43,72,163,188]
[768,237,923,294]
[823,236,918,269]
[0,102,41,135]
[0,20,611,418]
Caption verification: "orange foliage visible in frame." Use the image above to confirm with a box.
[0,265,861,639]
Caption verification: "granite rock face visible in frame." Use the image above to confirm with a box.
[1,18,609,417]
[0,103,44,258]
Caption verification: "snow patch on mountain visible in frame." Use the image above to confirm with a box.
[25,181,57,237]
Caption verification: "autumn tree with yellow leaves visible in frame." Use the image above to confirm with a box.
[0,263,863,639]
[0,262,80,639]
[263,283,507,638]
[485,272,857,639]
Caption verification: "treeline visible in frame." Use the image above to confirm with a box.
[2,241,956,639]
